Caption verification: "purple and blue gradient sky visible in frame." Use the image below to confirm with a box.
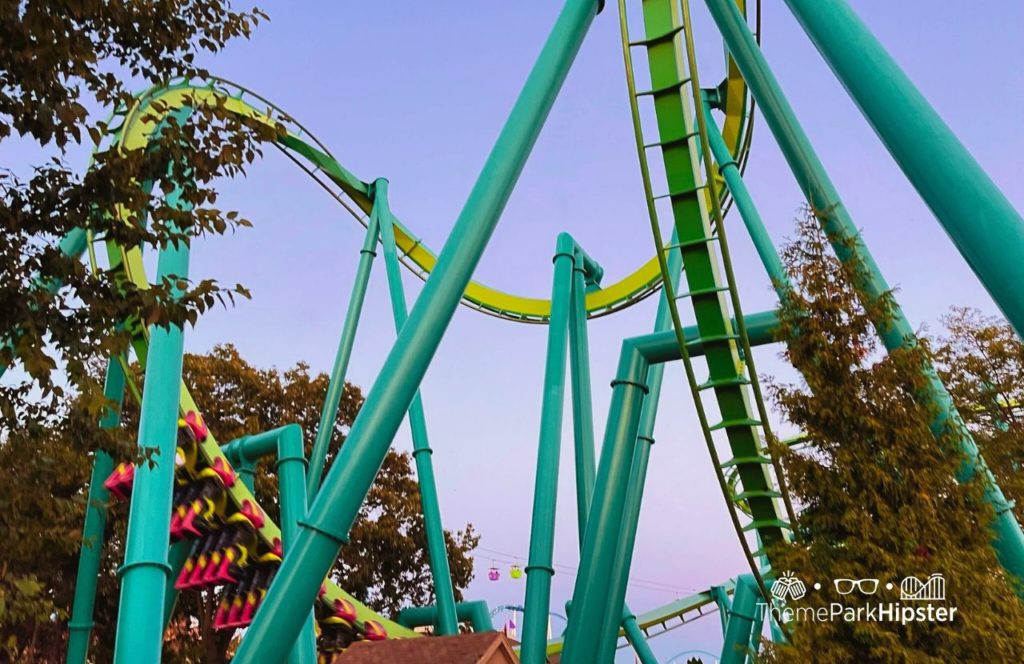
[22,1,1024,658]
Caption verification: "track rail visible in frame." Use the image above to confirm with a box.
[545,580,734,656]
[617,0,795,611]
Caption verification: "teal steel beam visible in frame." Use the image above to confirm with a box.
[699,110,799,643]
[710,585,732,634]
[569,247,597,549]
[397,601,495,632]
[567,234,660,664]
[521,233,576,664]
[113,188,191,664]
[566,239,655,664]
[307,204,381,498]
[374,178,459,636]
[162,541,192,629]
[560,337,649,664]
[234,454,258,493]
[637,310,778,364]
[562,309,777,663]
[273,426,318,664]
[705,0,1024,586]
[232,1,600,659]
[67,359,126,664]
[222,425,317,664]
[702,100,789,297]
[748,595,766,659]
[621,606,657,664]
[720,574,760,664]
[600,234,683,663]
[783,0,1024,339]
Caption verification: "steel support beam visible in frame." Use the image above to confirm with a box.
[397,601,495,633]
[231,2,602,658]
[222,425,317,664]
[569,246,597,549]
[784,0,1024,339]
[113,190,191,664]
[67,359,126,664]
[705,0,1024,585]
[375,178,459,636]
[521,233,577,664]
[720,574,760,664]
[307,203,381,497]
[600,230,683,663]
[560,337,650,664]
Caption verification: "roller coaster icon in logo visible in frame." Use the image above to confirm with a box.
[771,571,807,602]
[900,573,946,601]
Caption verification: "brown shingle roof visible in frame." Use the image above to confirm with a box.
[334,631,519,664]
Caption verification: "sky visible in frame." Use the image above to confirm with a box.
[14,1,1024,660]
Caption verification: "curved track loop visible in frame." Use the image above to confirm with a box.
[116,80,669,324]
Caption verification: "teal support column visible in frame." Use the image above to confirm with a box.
[705,0,1024,586]
[275,426,318,664]
[701,101,789,297]
[375,178,459,636]
[307,207,381,498]
[232,1,601,660]
[67,359,126,664]
[621,606,657,664]
[162,541,192,628]
[710,585,732,634]
[234,454,257,493]
[783,0,1024,339]
[561,341,649,664]
[521,233,576,664]
[397,601,495,632]
[638,310,778,364]
[113,191,191,664]
[569,250,597,548]
[720,574,760,664]
[565,241,655,664]
[748,597,766,659]
[599,235,682,663]
[222,425,317,664]
[562,310,779,663]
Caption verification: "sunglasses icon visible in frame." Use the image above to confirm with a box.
[833,578,879,595]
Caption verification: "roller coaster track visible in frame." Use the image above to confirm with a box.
[545,580,734,657]
[617,0,796,610]
[55,0,767,652]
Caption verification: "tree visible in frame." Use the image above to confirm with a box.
[0,373,125,662]
[935,307,1024,524]
[1,1,272,430]
[761,212,1024,662]
[0,345,479,662]
[2,4,273,656]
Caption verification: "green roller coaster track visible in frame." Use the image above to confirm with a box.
[3,0,1024,662]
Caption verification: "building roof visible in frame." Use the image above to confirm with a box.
[335,631,520,664]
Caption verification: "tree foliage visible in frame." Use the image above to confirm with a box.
[0,372,125,662]
[0,346,479,662]
[761,213,1024,663]
[935,307,1024,524]
[1,1,273,429]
